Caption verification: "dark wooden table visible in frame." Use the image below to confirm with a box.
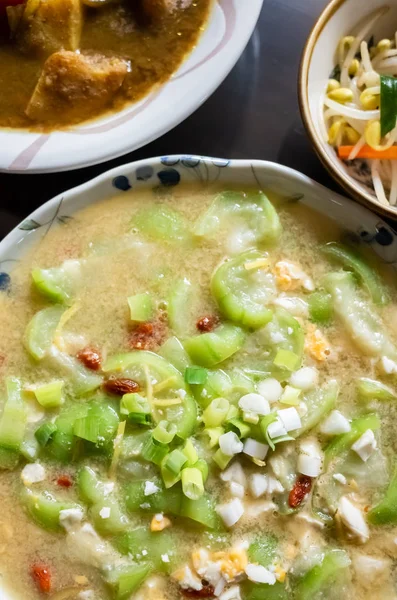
[0,0,336,240]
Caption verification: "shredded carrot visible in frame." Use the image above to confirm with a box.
[338,145,397,160]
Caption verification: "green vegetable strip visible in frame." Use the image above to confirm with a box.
[295,381,339,437]
[105,563,152,600]
[33,380,64,408]
[368,465,397,524]
[35,422,57,446]
[185,366,208,385]
[321,242,389,305]
[323,271,396,357]
[127,293,153,322]
[248,535,278,567]
[168,278,194,338]
[184,324,245,367]
[90,497,128,536]
[356,378,395,402]
[22,489,82,532]
[159,336,192,372]
[193,190,281,245]
[295,549,351,600]
[202,398,229,427]
[180,493,220,529]
[211,250,274,329]
[324,413,380,468]
[0,378,26,451]
[182,467,204,500]
[380,74,397,138]
[273,349,300,371]
[0,447,20,470]
[78,466,108,505]
[308,291,333,324]
[24,306,64,361]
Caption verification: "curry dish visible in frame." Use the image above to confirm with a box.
[1,183,397,599]
[0,0,210,130]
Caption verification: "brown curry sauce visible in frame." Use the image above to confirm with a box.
[0,0,210,130]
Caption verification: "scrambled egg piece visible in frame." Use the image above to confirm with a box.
[274,564,287,583]
[150,514,171,531]
[305,324,331,361]
[213,548,248,581]
[273,260,314,292]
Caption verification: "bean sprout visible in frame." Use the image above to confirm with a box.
[322,6,397,208]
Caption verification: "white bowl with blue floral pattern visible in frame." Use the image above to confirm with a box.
[0,155,396,303]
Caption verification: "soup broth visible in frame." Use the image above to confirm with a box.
[0,184,397,600]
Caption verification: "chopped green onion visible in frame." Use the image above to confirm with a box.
[273,349,300,371]
[202,426,224,448]
[242,411,259,424]
[213,448,232,470]
[127,293,153,322]
[226,404,239,421]
[33,381,64,408]
[260,414,278,450]
[195,458,209,483]
[183,439,198,466]
[35,422,57,446]
[73,416,100,444]
[308,291,333,324]
[152,421,177,445]
[280,385,301,406]
[120,393,151,425]
[142,436,169,465]
[163,448,187,475]
[202,398,229,427]
[225,418,251,439]
[185,366,208,385]
[380,75,397,138]
[182,467,204,500]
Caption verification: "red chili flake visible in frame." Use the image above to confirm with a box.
[56,475,73,488]
[181,584,215,598]
[31,564,51,594]
[288,475,312,508]
[129,319,167,351]
[196,315,219,332]
[76,347,102,371]
[103,378,140,396]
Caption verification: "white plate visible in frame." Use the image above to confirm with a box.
[0,0,263,174]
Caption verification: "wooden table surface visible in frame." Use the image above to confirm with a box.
[0,0,339,240]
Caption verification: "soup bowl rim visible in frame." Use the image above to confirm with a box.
[1,154,397,597]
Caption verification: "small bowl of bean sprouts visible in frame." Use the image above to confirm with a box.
[299,0,397,217]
